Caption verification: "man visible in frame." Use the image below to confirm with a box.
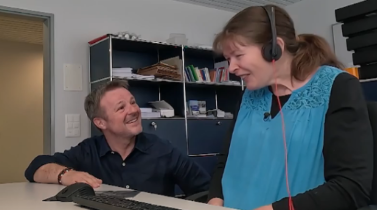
[25,79,210,197]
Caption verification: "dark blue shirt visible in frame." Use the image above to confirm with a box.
[25,133,210,196]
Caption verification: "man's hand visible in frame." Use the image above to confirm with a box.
[254,204,273,210]
[208,198,224,206]
[60,170,102,188]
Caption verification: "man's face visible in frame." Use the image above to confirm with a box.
[96,88,142,138]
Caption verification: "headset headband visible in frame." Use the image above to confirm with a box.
[262,6,278,58]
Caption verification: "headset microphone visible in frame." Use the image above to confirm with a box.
[263,112,271,121]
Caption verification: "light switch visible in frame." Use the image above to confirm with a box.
[65,114,80,137]
[64,64,83,91]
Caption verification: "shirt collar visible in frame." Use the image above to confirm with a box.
[98,133,153,157]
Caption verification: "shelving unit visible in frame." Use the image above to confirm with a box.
[89,34,243,195]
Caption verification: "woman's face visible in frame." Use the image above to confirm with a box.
[223,41,275,90]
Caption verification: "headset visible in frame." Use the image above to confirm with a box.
[261,6,294,210]
[261,6,282,62]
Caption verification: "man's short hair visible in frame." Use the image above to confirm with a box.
[84,79,129,121]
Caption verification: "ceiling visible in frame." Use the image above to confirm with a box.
[0,12,43,45]
[173,0,303,12]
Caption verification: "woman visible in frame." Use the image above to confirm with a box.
[207,5,373,210]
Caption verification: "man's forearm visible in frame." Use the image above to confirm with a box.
[33,163,67,184]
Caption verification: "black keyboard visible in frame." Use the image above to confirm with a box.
[72,194,181,210]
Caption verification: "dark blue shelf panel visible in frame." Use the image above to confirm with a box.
[111,38,181,72]
[361,81,377,101]
[217,85,243,113]
[160,83,185,117]
[184,47,224,70]
[185,84,242,113]
[112,49,182,71]
[187,119,232,155]
[142,119,187,155]
[185,86,217,111]
[112,38,178,53]
[113,50,157,70]
[127,80,185,117]
[191,156,218,177]
[90,39,111,81]
[185,56,215,70]
[128,81,160,108]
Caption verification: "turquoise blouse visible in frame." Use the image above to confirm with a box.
[222,65,343,209]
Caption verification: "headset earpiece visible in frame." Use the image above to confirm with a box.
[261,6,281,62]
[262,41,282,62]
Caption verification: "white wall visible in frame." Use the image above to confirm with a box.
[0,0,235,152]
[285,0,362,48]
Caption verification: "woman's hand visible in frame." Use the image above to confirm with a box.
[207,198,224,206]
[254,204,273,210]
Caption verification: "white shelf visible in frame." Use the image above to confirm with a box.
[360,78,377,83]
[91,76,242,87]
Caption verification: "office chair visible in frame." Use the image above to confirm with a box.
[185,191,208,203]
[186,102,377,210]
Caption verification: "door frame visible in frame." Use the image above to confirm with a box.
[0,5,55,154]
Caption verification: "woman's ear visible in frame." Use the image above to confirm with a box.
[276,37,285,53]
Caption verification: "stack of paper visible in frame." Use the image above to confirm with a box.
[140,107,160,119]
[112,68,133,78]
[112,68,155,80]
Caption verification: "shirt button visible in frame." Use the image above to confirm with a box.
[111,151,114,154]
[126,185,130,189]
[122,162,126,166]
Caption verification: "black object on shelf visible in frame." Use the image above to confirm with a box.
[335,0,377,23]
[335,0,377,82]
[359,64,377,80]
